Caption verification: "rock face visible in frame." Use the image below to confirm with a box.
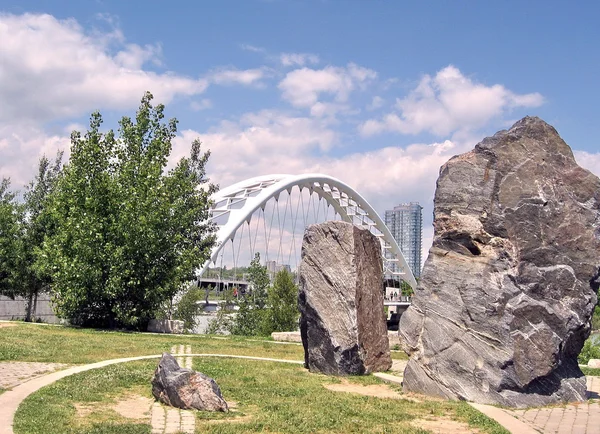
[151,353,228,412]
[299,221,392,375]
[399,117,599,408]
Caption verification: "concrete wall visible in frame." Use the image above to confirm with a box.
[0,293,61,323]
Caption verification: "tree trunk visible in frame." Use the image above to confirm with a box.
[25,291,34,322]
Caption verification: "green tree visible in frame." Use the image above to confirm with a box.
[18,154,63,321]
[0,179,22,299]
[229,253,270,336]
[172,284,206,333]
[41,92,216,329]
[264,268,299,334]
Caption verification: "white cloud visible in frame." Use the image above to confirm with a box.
[574,151,600,177]
[171,110,338,189]
[0,13,208,124]
[278,63,377,108]
[0,125,69,187]
[280,52,319,67]
[359,65,544,137]
[367,96,384,111]
[208,67,269,86]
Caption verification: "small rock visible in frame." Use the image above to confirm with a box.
[589,359,600,369]
[151,353,228,412]
[298,221,392,375]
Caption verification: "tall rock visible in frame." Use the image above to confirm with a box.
[299,221,392,375]
[400,117,599,408]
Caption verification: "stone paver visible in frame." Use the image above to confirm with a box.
[170,344,193,369]
[0,362,68,389]
[502,376,600,434]
[150,402,196,434]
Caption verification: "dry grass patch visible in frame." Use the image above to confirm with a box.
[113,394,153,419]
[0,322,17,328]
[73,393,152,423]
[324,378,402,399]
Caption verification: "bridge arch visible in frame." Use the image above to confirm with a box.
[200,173,417,289]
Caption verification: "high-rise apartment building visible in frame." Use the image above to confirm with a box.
[384,202,423,278]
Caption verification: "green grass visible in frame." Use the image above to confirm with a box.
[582,366,600,376]
[0,322,304,364]
[14,360,155,434]
[14,358,509,434]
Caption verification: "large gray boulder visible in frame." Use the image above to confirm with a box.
[299,221,392,375]
[151,353,228,412]
[400,117,599,408]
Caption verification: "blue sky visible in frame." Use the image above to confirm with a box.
[1,0,598,260]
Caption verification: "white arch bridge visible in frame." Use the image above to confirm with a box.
[198,174,417,290]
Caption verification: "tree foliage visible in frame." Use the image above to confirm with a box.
[41,92,216,329]
[265,268,299,333]
[0,178,22,298]
[226,253,299,336]
[18,154,64,320]
[229,253,269,336]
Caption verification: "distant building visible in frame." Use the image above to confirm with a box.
[265,260,291,279]
[384,202,423,279]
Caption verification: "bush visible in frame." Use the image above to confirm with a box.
[172,285,206,333]
[578,338,600,365]
[592,305,600,331]
[263,269,299,334]
[206,289,235,335]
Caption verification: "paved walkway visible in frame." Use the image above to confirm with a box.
[0,362,68,389]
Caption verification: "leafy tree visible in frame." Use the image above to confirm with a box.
[206,288,235,335]
[41,92,216,329]
[401,280,414,297]
[18,154,63,321]
[264,268,299,334]
[172,284,206,333]
[0,178,22,298]
[229,253,270,336]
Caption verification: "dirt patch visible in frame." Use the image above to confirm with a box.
[412,418,481,434]
[113,395,153,419]
[0,323,17,328]
[74,403,95,418]
[74,394,152,421]
[324,379,401,399]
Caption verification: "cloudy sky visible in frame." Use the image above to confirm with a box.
[1,1,599,267]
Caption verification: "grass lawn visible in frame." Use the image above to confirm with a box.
[13,358,508,434]
[0,322,305,363]
[582,366,600,376]
[3,322,509,433]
